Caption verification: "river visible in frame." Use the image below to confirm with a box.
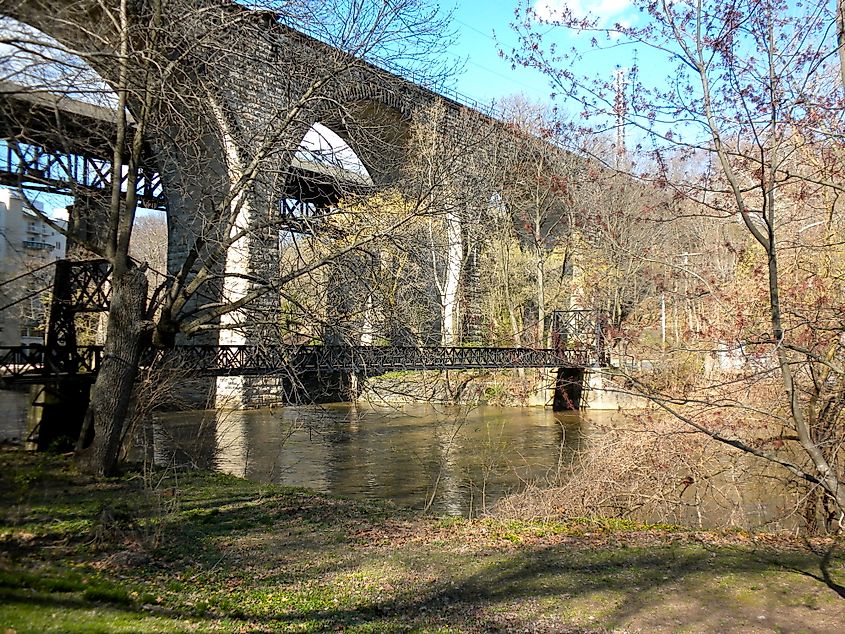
[1,390,797,528]
[149,402,592,517]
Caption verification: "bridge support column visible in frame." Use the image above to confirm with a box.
[523,368,556,407]
[159,129,228,409]
[461,243,483,344]
[553,367,586,411]
[67,192,111,258]
[158,115,289,410]
[26,382,92,451]
[38,208,110,449]
[215,181,284,409]
[579,371,648,410]
[289,370,363,404]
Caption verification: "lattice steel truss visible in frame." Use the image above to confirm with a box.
[156,344,598,376]
[0,140,166,210]
[0,345,103,383]
[0,341,607,384]
[44,259,111,376]
[1,307,610,384]
[550,309,609,366]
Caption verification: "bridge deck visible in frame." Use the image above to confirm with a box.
[0,344,605,384]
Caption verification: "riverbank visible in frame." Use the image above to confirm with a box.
[359,369,551,407]
[359,368,649,410]
[2,449,844,633]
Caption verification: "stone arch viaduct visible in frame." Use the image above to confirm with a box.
[0,0,565,406]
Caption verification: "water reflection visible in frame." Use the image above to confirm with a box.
[1,389,799,529]
[151,403,590,516]
[0,389,29,444]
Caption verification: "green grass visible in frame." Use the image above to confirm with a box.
[2,448,845,633]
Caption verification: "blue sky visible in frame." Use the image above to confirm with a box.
[448,2,551,105]
[445,0,643,111]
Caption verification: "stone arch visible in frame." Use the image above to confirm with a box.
[290,122,374,207]
[315,98,412,188]
[3,0,506,406]
[0,3,268,328]
[0,4,246,410]
[0,6,219,268]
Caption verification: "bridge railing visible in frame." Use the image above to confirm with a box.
[276,20,504,120]
[155,344,601,376]
[0,342,608,384]
[0,344,103,383]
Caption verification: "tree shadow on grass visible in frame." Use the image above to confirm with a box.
[112,518,845,632]
[132,537,837,632]
[766,541,845,600]
[1,542,829,632]
[4,450,845,632]
[363,543,834,632]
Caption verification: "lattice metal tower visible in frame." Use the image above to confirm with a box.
[614,65,627,170]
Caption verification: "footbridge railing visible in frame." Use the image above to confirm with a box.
[0,343,608,384]
[0,344,103,383]
[160,344,603,376]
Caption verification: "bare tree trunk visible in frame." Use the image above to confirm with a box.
[536,244,546,347]
[838,0,845,93]
[442,210,462,345]
[81,267,149,476]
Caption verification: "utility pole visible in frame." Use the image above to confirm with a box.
[614,65,627,170]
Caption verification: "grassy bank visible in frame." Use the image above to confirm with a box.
[1,448,844,633]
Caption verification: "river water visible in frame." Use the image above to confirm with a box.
[149,403,594,517]
[1,389,796,527]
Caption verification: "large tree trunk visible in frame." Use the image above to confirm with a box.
[80,267,149,476]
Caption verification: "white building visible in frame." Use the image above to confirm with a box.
[0,188,67,345]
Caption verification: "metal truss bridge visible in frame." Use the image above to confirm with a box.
[0,258,608,386]
[0,83,370,213]
[0,341,606,386]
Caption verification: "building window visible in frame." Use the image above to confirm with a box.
[22,240,54,251]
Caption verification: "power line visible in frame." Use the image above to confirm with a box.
[451,18,551,101]
[465,59,549,96]
[453,18,496,41]
[0,259,54,288]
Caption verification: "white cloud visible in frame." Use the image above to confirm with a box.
[534,0,633,26]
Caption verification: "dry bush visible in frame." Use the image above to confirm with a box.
[119,363,200,464]
[493,413,806,530]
